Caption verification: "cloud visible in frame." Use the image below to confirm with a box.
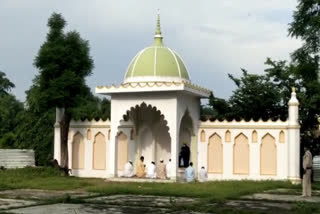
[0,0,301,100]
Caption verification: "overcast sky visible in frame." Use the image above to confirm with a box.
[1,0,301,102]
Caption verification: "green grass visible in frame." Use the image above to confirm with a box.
[0,167,296,200]
[2,167,320,214]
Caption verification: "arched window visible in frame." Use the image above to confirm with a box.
[200,130,206,142]
[130,129,134,140]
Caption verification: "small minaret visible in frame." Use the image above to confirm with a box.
[288,87,299,125]
[153,10,163,46]
[287,87,300,183]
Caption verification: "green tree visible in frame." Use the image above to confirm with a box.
[201,92,230,121]
[32,13,94,170]
[0,71,24,148]
[228,69,284,121]
[289,0,320,54]
[0,71,15,95]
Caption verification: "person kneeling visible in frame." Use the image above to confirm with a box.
[146,161,157,179]
[185,162,195,182]
[122,160,134,178]
[198,166,208,182]
[136,156,146,178]
[157,159,166,179]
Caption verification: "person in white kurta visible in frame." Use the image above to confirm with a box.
[166,159,172,178]
[122,161,134,177]
[146,161,157,178]
[198,166,208,182]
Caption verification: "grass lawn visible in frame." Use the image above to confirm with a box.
[1,167,319,213]
[0,167,297,199]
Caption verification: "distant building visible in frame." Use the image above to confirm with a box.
[54,14,300,182]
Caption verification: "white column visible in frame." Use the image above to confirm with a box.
[287,87,300,183]
[168,102,179,181]
[54,108,64,164]
[109,123,118,178]
[54,126,61,164]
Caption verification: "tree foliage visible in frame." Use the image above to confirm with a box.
[0,71,15,95]
[289,0,320,54]
[31,12,94,170]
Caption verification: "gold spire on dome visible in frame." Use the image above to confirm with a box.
[154,10,163,46]
[292,87,296,93]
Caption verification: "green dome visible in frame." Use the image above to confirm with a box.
[124,14,190,83]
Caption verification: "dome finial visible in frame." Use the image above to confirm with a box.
[154,9,163,46]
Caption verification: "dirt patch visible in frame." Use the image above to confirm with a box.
[86,194,198,207]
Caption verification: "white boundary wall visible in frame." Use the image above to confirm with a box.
[54,91,300,182]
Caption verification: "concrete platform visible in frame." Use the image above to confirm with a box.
[242,193,320,203]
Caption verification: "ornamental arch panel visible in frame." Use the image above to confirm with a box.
[72,132,85,169]
[252,130,258,143]
[279,130,285,143]
[225,130,231,142]
[93,132,107,170]
[233,133,249,174]
[260,133,277,175]
[87,129,92,140]
[208,133,223,173]
[117,132,128,170]
[200,130,206,142]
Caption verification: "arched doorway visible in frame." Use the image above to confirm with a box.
[178,110,194,167]
[72,132,85,169]
[119,103,171,168]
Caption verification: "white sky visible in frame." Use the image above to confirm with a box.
[0,0,301,101]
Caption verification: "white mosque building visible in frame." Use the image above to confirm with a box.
[54,14,301,182]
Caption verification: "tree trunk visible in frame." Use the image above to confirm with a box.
[59,112,71,175]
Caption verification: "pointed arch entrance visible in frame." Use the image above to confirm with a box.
[118,103,171,169]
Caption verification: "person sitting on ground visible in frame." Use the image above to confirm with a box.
[136,156,146,178]
[157,159,166,179]
[146,161,157,178]
[166,158,172,179]
[198,166,208,182]
[122,160,134,177]
[185,162,195,182]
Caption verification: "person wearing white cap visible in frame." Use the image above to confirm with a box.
[157,158,166,179]
[122,160,134,178]
[146,161,157,178]
[198,166,208,182]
